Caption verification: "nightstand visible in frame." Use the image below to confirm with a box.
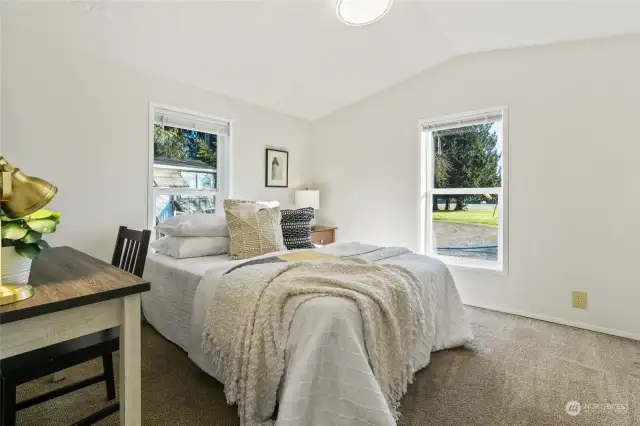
[311,226,337,246]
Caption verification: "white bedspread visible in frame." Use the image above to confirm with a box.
[142,253,231,350]
[188,243,472,426]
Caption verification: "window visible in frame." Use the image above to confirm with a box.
[421,107,508,271]
[149,105,230,232]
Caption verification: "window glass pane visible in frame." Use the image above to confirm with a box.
[182,172,198,189]
[433,122,502,189]
[431,194,499,262]
[153,124,217,189]
[198,173,215,189]
[155,194,217,225]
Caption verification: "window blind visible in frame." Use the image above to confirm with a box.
[423,111,503,132]
[154,108,230,136]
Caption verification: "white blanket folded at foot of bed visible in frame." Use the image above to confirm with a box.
[203,248,429,426]
[188,243,473,426]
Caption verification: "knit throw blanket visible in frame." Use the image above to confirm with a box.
[202,248,428,426]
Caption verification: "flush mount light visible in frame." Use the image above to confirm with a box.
[336,0,393,27]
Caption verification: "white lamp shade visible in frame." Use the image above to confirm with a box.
[295,190,320,210]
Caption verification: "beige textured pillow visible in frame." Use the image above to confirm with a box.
[223,200,286,260]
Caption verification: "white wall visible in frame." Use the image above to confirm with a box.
[1,22,312,262]
[312,35,640,339]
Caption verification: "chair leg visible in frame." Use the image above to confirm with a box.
[1,376,17,426]
[102,354,116,401]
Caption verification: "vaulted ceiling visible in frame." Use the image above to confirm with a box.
[3,1,640,120]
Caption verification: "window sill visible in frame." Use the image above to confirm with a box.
[432,254,507,276]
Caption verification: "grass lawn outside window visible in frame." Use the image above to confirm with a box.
[432,207,498,227]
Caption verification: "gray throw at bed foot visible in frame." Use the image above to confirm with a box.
[15,307,640,426]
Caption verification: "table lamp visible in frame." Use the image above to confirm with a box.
[295,189,320,228]
[0,157,58,305]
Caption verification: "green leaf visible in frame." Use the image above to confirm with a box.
[1,215,23,222]
[23,230,42,244]
[28,209,56,220]
[14,241,41,260]
[37,239,51,249]
[1,222,28,240]
[26,219,57,233]
[51,212,61,220]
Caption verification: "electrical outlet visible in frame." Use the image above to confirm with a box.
[572,291,588,309]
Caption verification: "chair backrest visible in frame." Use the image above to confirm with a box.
[111,226,152,278]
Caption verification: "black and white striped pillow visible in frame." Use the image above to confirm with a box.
[280,207,315,250]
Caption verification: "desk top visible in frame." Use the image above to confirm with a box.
[0,246,150,324]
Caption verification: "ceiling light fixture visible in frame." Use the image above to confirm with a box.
[336,0,393,27]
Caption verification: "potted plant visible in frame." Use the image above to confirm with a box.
[1,209,61,284]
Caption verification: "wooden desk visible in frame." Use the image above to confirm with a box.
[0,247,150,425]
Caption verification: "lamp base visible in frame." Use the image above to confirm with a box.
[0,284,35,306]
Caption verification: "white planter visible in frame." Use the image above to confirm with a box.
[1,246,32,285]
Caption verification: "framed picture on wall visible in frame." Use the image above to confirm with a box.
[265,148,289,188]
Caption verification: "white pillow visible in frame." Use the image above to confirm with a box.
[155,214,229,237]
[150,236,230,259]
[255,200,280,208]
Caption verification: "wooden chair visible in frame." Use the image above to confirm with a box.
[111,226,152,278]
[0,226,151,426]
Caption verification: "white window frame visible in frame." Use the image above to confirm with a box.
[420,106,509,273]
[147,102,232,230]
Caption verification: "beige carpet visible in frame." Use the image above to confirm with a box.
[16,307,640,425]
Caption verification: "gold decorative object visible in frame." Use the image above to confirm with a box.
[0,157,58,306]
[0,158,57,219]
[0,283,36,305]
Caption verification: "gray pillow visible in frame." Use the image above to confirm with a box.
[280,208,315,250]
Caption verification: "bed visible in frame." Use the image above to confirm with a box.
[142,243,472,425]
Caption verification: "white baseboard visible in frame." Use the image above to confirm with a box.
[465,302,640,342]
